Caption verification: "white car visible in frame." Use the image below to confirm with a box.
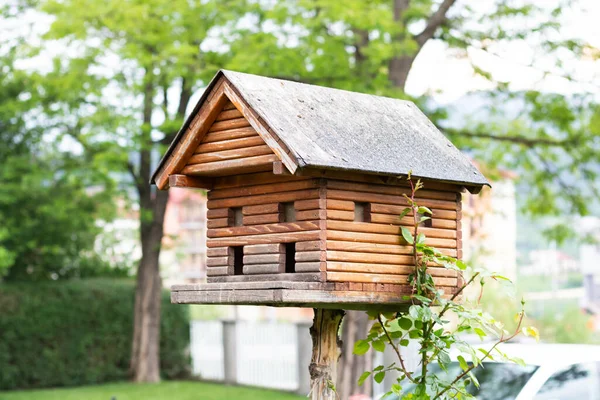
[390,343,600,399]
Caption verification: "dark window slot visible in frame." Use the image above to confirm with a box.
[229,207,243,227]
[354,202,371,223]
[284,242,296,273]
[232,246,244,275]
[280,202,296,222]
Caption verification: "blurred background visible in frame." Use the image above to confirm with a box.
[1,0,599,399]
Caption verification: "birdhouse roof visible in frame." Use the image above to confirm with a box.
[151,70,489,189]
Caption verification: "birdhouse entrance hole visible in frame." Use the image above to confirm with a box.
[232,246,244,275]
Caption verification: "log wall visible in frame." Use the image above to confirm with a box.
[182,101,278,176]
[205,173,326,283]
[323,178,462,296]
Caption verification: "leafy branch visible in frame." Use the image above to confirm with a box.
[353,174,539,399]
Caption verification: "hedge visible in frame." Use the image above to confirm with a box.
[0,279,190,390]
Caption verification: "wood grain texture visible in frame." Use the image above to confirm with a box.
[194,136,265,154]
[326,199,355,211]
[207,272,322,283]
[327,230,456,248]
[295,251,323,262]
[326,180,458,201]
[243,263,283,275]
[370,203,457,220]
[214,171,305,189]
[207,208,230,219]
[327,190,458,211]
[207,218,230,229]
[208,221,319,238]
[242,203,280,216]
[181,154,278,175]
[188,144,273,164]
[325,240,457,257]
[295,262,322,272]
[327,271,457,286]
[327,261,456,277]
[202,127,258,143]
[243,253,285,265]
[215,108,243,121]
[154,79,228,189]
[207,189,319,209]
[243,243,283,255]
[206,266,229,276]
[207,230,321,247]
[326,220,456,239]
[242,213,281,226]
[207,247,229,257]
[208,117,251,132]
[168,174,213,190]
[209,179,318,200]
[223,81,298,174]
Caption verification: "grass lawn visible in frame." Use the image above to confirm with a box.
[0,381,304,400]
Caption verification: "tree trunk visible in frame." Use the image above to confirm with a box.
[130,189,170,382]
[388,55,416,91]
[338,310,372,399]
[309,308,345,400]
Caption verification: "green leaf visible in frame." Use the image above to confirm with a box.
[400,227,414,244]
[374,371,386,383]
[372,339,385,352]
[391,383,402,394]
[399,339,409,346]
[398,318,412,330]
[474,328,487,339]
[398,207,411,219]
[457,355,469,371]
[417,206,433,215]
[358,371,371,386]
[354,340,370,355]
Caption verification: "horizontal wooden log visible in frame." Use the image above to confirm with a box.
[207,231,321,247]
[327,251,413,265]
[207,208,230,218]
[207,218,230,229]
[370,213,457,229]
[209,221,320,238]
[209,117,250,132]
[243,203,280,216]
[215,108,243,121]
[173,281,334,291]
[327,261,456,278]
[206,266,229,276]
[242,213,281,225]
[370,204,458,220]
[202,127,258,143]
[243,264,284,275]
[214,172,305,189]
[208,272,322,283]
[296,209,324,221]
[244,243,283,255]
[326,221,456,240]
[326,271,457,286]
[326,209,354,221]
[195,136,265,155]
[326,180,458,201]
[326,199,355,211]
[188,145,272,164]
[273,160,292,175]
[327,230,456,249]
[182,154,278,175]
[206,256,231,267]
[295,251,323,262]
[244,253,285,265]
[294,199,324,211]
[209,179,318,200]
[295,262,322,272]
[207,247,229,257]
[168,174,213,190]
[327,190,458,211]
[207,189,320,209]
[296,240,323,252]
[325,240,457,257]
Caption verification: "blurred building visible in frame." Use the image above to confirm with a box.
[520,249,579,277]
[580,217,600,320]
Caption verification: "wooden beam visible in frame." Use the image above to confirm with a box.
[273,161,292,175]
[309,309,345,400]
[154,78,229,189]
[168,174,213,190]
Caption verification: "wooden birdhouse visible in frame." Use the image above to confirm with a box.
[151,70,488,311]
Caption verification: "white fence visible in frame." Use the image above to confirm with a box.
[190,320,418,397]
[190,320,311,393]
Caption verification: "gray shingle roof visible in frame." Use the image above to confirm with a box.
[152,70,489,188]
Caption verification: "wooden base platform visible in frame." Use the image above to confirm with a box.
[171,281,412,311]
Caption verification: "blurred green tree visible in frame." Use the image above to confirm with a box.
[0,45,115,280]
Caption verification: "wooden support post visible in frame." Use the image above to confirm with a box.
[223,320,237,384]
[309,308,345,400]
